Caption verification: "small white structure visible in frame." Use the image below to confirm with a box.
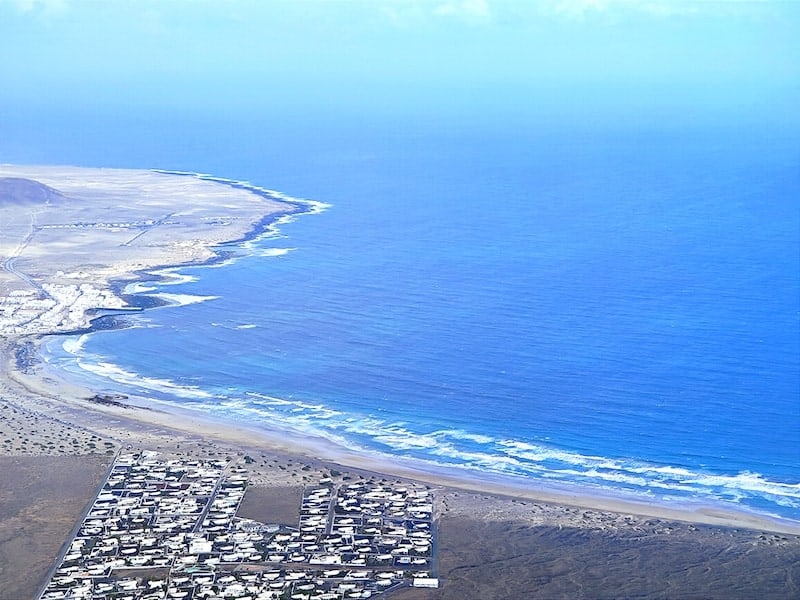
[412,577,440,588]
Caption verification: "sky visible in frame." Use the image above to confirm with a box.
[1,0,799,123]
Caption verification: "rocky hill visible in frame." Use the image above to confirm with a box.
[0,177,67,205]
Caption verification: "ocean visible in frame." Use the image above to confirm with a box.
[8,107,800,521]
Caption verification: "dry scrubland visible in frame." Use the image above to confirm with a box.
[1,166,799,599]
[2,399,798,600]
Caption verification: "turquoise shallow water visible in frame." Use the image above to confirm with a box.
[9,110,800,521]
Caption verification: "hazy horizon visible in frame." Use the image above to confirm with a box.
[1,0,798,125]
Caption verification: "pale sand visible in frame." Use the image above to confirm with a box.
[3,348,800,600]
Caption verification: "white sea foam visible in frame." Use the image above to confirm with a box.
[77,360,215,400]
[152,169,330,215]
[773,496,800,509]
[364,426,497,452]
[143,171,328,284]
[374,431,442,450]
[493,439,800,505]
[633,465,696,477]
[210,401,800,509]
[124,282,157,294]
[200,256,241,269]
[281,413,800,510]
[245,391,294,406]
[497,439,611,466]
[82,374,799,513]
[434,429,495,444]
[144,293,219,307]
[242,392,341,420]
[258,248,295,257]
[682,472,800,498]
[552,468,651,488]
[235,324,258,329]
[149,268,199,286]
[62,334,90,355]
[58,352,799,514]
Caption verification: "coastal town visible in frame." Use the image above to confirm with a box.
[0,283,128,336]
[39,451,438,600]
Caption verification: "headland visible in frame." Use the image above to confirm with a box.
[1,164,798,599]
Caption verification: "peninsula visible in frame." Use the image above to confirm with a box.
[1,165,798,599]
[0,164,297,336]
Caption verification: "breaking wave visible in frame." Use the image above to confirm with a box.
[46,337,800,521]
[39,166,800,528]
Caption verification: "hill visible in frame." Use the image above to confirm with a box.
[0,177,67,205]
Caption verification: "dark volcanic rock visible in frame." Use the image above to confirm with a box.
[392,517,800,600]
[0,177,67,205]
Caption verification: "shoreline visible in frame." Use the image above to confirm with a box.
[30,322,800,532]
[3,166,800,598]
[1,165,798,538]
[2,165,799,539]
[5,346,798,600]
[7,331,800,536]
[32,315,800,533]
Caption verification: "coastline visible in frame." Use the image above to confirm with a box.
[30,317,800,533]
[1,165,797,536]
[4,341,800,600]
[3,165,800,597]
[6,331,800,536]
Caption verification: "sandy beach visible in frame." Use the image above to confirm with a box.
[2,165,799,599]
[9,338,800,537]
[3,340,800,600]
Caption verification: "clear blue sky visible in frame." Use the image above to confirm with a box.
[1,0,798,121]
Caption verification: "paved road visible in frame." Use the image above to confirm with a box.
[2,209,52,299]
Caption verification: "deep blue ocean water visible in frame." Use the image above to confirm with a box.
[6,108,800,520]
